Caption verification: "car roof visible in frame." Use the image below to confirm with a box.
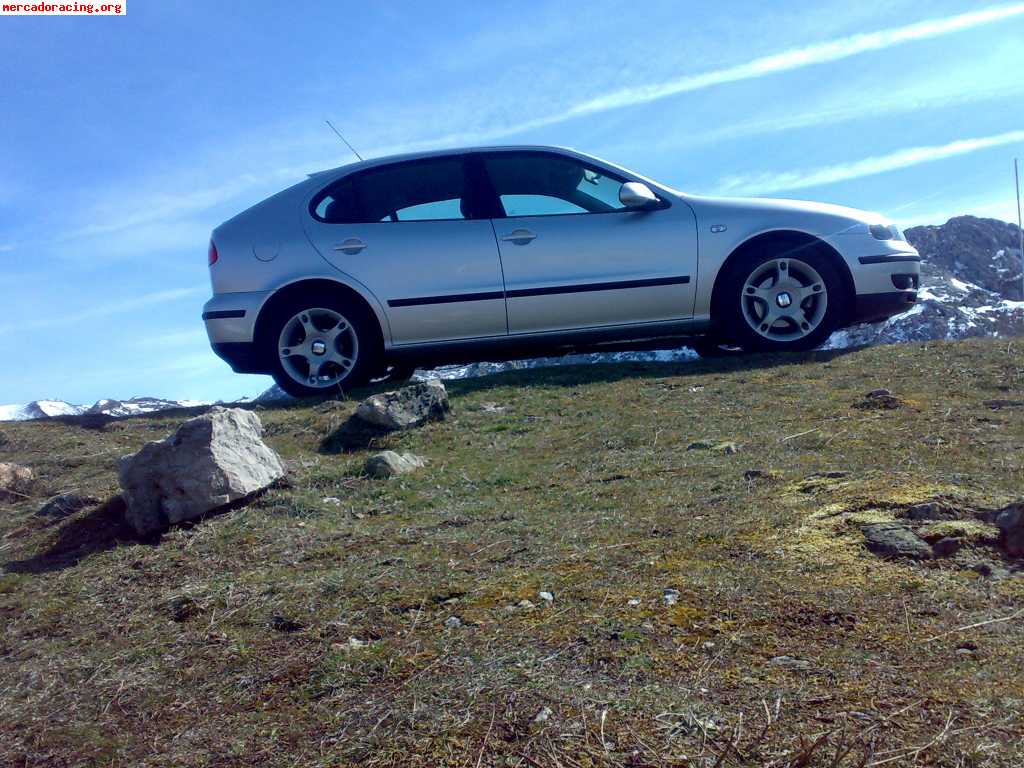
[306,144,583,178]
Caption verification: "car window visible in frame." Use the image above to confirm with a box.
[500,194,588,217]
[314,157,468,223]
[482,153,627,217]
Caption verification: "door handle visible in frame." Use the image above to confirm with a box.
[500,229,537,245]
[333,238,367,254]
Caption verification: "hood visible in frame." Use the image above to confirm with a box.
[687,194,890,228]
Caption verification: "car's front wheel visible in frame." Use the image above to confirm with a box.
[720,251,842,353]
[264,292,381,398]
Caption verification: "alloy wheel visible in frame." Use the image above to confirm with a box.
[740,257,828,342]
[277,307,359,390]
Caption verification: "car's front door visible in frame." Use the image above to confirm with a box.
[477,151,698,335]
[304,156,508,345]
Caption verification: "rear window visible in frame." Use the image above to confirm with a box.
[313,157,469,223]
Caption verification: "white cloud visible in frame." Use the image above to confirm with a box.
[713,130,1024,195]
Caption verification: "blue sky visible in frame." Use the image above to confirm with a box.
[1,0,1023,405]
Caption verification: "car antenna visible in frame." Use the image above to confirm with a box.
[325,119,363,162]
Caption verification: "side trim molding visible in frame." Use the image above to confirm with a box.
[858,254,922,265]
[387,275,691,309]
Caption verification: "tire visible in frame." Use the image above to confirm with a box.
[262,289,382,398]
[718,246,843,353]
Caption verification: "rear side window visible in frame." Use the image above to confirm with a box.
[481,153,628,217]
[313,157,469,223]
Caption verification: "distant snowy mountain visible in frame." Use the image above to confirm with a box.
[0,396,211,423]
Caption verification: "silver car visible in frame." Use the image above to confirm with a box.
[203,145,920,397]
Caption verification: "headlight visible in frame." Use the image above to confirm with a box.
[869,223,904,241]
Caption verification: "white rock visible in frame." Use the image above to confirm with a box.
[364,451,426,478]
[663,588,680,606]
[354,380,449,431]
[118,407,285,536]
[533,706,553,724]
[444,616,462,629]
[539,591,554,603]
[0,462,34,503]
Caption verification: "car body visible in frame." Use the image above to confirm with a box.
[203,145,920,396]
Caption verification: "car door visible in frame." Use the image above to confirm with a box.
[304,155,508,345]
[478,150,698,335]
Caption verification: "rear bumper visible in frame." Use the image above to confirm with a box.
[849,290,918,325]
[211,341,266,374]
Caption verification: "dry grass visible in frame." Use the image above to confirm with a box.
[1,338,1023,767]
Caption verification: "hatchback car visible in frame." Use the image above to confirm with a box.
[203,145,920,397]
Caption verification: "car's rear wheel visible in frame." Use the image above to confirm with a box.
[264,291,381,398]
[721,251,842,353]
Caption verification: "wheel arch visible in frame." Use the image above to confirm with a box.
[708,229,855,329]
[253,278,387,369]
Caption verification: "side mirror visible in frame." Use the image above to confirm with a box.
[619,181,660,210]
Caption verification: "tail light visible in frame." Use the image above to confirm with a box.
[208,240,219,266]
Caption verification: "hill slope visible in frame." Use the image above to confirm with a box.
[1,338,1023,766]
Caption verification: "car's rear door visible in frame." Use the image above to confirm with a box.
[477,150,698,335]
[304,155,508,345]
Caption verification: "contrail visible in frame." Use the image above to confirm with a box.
[366,1,1024,156]
[714,130,1024,195]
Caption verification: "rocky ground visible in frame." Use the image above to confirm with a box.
[1,338,1023,767]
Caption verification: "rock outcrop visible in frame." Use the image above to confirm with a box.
[118,407,284,536]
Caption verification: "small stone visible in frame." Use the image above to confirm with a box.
[269,615,304,633]
[866,388,892,398]
[744,469,780,483]
[339,637,370,651]
[641,620,655,632]
[713,442,740,454]
[861,523,932,559]
[769,655,811,670]
[533,706,553,724]
[443,616,462,629]
[932,537,962,557]
[903,501,958,521]
[702,641,716,651]
[516,599,536,611]
[687,440,713,451]
[993,503,1024,557]
[627,598,641,607]
[538,591,554,603]
[321,496,342,505]
[663,588,680,606]
[364,451,426,479]
[164,594,201,622]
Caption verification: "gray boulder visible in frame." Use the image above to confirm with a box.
[993,503,1024,557]
[0,462,34,503]
[355,379,450,430]
[861,522,932,559]
[118,407,285,536]
[364,451,425,478]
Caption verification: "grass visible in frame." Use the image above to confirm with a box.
[1,337,1023,767]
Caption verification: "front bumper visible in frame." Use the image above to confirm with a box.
[849,290,918,325]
